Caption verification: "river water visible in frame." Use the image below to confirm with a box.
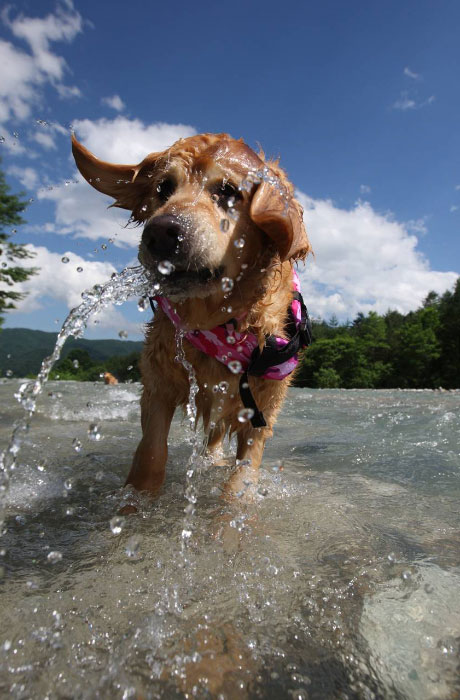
[0,382,459,699]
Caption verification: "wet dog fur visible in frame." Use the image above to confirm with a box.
[72,133,311,497]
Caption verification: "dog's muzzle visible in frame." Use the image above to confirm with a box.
[140,214,224,287]
[142,214,186,260]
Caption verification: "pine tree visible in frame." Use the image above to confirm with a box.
[0,161,38,327]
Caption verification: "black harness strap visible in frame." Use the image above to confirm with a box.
[240,291,312,428]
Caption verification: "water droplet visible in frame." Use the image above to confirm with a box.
[137,297,148,312]
[271,460,284,473]
[63,479,72,490]
[65,506,74,516]
[140,204,148,212]
[228,360,242,374]
[257,486,268,497]
[95,470,104,481]
[47,551,63,564]
[424,583,434,594]
[238,407,254,422]
[109,516,124,535]
[289,691,308,700]
[108,238,114,244]
[221,277,234,292]
[36,460,46,472]
[247,437,254,445]
[72,359,79,369]
[5,369,13,377]
[387,552,396,564]
[61,256,69,264]
[226,335,236,344]
[118,330,128,339]
[101,243,107,250]
[76,266,83,273]
[127,365,133,371]
[158,260,175,275]
[0,136,5,144]
[13,131,19,139]
[125,535,141,558]
[72,438,82,453]
[88,423,102,441]
[234,238,245,248]
[218,381,229,394]
[401,570,412,581]
[220,219,230,233]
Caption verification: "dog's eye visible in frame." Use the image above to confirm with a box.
[156,178,175,203]
[213,182,242,210]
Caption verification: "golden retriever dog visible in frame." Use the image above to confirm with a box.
[72,133,312,497]
[103,371,118,385]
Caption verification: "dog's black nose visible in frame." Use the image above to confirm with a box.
[142,214,186,259]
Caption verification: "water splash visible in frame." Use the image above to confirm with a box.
[174,331,202,564]
[0,265,154,536]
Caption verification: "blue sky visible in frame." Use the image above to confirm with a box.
[0,0,459,339]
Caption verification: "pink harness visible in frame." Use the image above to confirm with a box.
[151,270,311,427]
[153,271,303,380]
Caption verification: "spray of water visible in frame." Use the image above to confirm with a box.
[174,332,203,568]
[0,265,154,535]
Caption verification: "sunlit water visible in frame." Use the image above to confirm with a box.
[0,382,459,699]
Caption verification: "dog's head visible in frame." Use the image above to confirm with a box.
[72,132,311,300]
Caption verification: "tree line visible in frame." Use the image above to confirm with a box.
[294,280,460,389]
[49,348,141,383]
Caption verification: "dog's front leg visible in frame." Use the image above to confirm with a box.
[223,427,269,498]
[125,390,176,494]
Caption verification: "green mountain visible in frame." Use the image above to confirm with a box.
[0,328,143,377]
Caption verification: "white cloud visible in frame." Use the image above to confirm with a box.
[405,218,428,235]
[0,243,143,335]
[404,66,420,80]
[38,116,196,244]
[7,165,39,189]
[392,91,416,111]
[55,83,81,99]
[296,192,458,320]
[392,90,435,112]
[450,205,458,213]
[360,184,371,195]
[32,130,57,149]
[0,244,115,310]
[101,94,125,112]
[455,184,460,191]
[0,1,83,142]
[71,116,196,163]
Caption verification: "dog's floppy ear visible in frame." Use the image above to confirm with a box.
[250,179,311,262]
[71,134,160,211]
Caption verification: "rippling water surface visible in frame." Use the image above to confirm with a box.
[1,382,459,699]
